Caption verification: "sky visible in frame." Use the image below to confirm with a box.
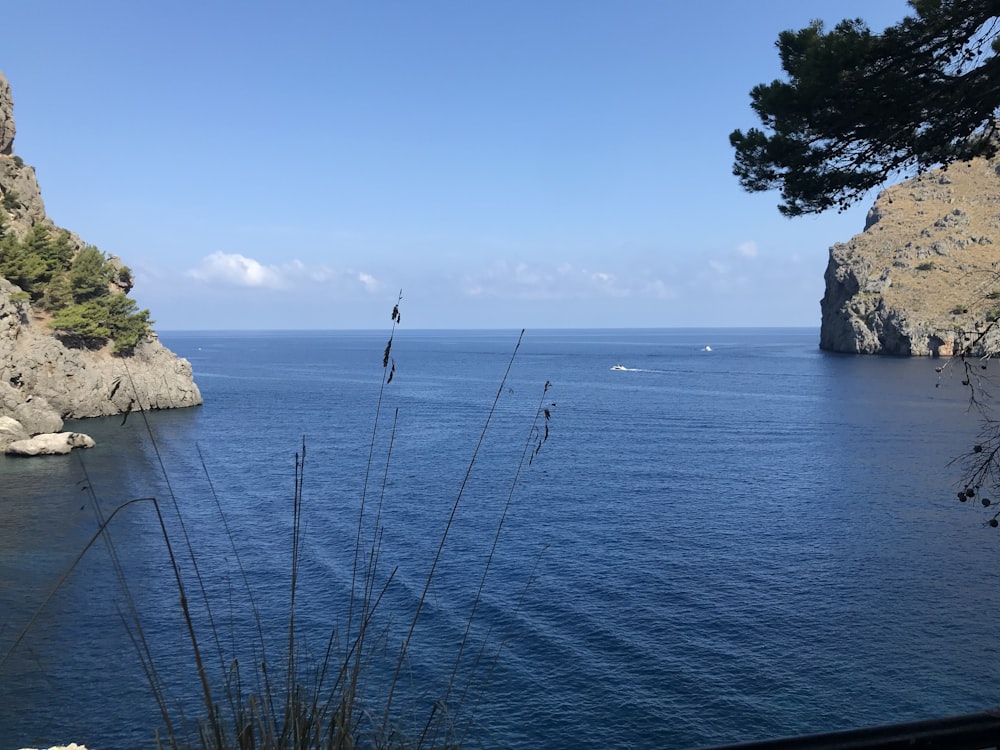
[2,0,914,330]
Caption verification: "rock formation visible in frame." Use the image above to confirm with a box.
[0,71,201,448]
[0,414,28,446]
[0,275,202,419]
[820,154,1000,356]
[6,431,96,456]
[0,72,13,155]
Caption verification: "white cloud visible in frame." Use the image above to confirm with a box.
[461,260,669,301]
[188,252,286,288]
[358,272,380,291]
[708,259,729,275]
[737,241,759,259]
[187,252,379,292]
[643,279,676,300]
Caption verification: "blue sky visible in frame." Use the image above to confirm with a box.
[3,1,912,330]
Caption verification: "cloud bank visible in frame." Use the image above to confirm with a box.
[187,252,380,292]
[461,261,674,301]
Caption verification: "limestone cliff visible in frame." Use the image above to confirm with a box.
[0,72,13,156]
[820,155,1000,356]
[0,71,201,435]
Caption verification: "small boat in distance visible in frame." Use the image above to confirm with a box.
[611,364,628,371]
[702,346,712,352]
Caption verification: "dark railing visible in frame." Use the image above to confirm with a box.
[705,709,1000,750]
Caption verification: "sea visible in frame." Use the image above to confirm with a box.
[2,328,1000,749]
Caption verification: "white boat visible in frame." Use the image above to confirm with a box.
[611,364,627,371]
[703,346,712,352]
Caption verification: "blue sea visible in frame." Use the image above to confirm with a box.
[2,328,999,749]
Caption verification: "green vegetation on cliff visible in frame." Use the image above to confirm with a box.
[0,213,151,354]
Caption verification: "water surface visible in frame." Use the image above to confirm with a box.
[1,328,997,749]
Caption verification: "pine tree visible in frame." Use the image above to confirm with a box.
[731,1,1000,216]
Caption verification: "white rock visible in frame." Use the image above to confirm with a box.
[5,431,95,456]
[0,414,28,448]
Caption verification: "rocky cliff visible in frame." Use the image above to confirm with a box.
[820,155,1000,356]
[0,73,14,156]
[0,71,201,437]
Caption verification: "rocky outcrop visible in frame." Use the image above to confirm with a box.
[0,277,201,418]
[0,152,51,234]
[0,72,13,155]
[6,431,95,456]
[0,71,201,440]
[820,156,1000,356]
[0,379,64,434]
[0,415,28,448]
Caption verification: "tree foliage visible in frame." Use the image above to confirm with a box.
[50,294,152,355]
[731,0,1000,216]
[49,300,113,343]
[0,222,151,355]
[70,245,114,301]
[0,224,77,298]
[732,2,1000,531]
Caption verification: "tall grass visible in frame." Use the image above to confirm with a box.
[1,297,554,749]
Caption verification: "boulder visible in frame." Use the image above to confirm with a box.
[0,382,63,434]
[5,432,95,456]
[0,415,28,448]
[12,399,64,434]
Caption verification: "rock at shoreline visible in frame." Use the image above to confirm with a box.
[820,154,1000,356]
[0,414,28,448]
[0,280,203,418]
[5,431,95,456]
[0,381,64,434]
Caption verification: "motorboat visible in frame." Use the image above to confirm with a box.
[611,364,628,371]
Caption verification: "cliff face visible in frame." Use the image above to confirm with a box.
[820,156,1000,356]
[0,277,202,424]
[0,71,201,435]
[0,72,13,156]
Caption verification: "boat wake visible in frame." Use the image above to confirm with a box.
[610,366,675,374]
